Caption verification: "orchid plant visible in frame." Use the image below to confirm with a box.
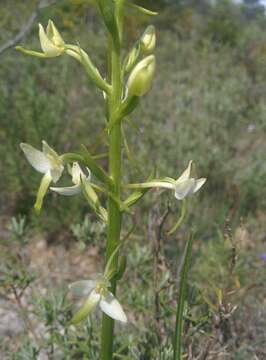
[17,2,206,359]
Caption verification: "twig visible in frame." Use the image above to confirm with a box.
[0,0,57,55]
[151,204,171,339]
[10,284,40,344]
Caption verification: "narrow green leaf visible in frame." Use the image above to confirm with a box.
[81,177,108,222]
[80,145,113,188]
[98,0,120,45]
[119,96,139,118]
[173,235,193,360]
[114,255,127,281]
[127,2,158,16]
[167,200,187,236]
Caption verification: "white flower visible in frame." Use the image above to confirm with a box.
[50,162,90,196]
[16,20,65,58]
[69,275,127,324]
[20,141,64,211]
[39,20,65,57]
[172,161,206,200]
[129,161,206,201]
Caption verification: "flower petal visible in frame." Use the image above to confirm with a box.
[42,141,63,182]
[71,162,83,185]
[50,166,64,183]
[100,292,127,323]
[42,140,59,160]
[71,289,101,325]
[38,23,62,57]
[177,161,193,183]
[174,178,196,200]
[193,178,206,194]
[46,20,65,47]
[68,280,97,299]
[34,172,52,212]
[50,184,81,196]
[20,143,50,173]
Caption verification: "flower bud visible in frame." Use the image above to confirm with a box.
[140,25,156,54]
[127,55,156,97]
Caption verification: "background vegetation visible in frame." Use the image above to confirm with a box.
[0,0,265,359]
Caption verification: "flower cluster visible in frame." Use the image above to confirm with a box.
[18,15,207,328]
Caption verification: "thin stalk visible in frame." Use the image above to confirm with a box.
[173,235,193,360]
[100,4,124,359]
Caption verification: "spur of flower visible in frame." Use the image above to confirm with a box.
[69,274,127,324]
[20,141,64,211]
[51,162,91,196]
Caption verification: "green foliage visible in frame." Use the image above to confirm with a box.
[71,216,106,249]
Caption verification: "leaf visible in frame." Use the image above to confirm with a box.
[126,2,158,16]
[114,255,127,281]
[167,200,187,236]
[80,145,113,188]
[119,96,139,118]
[98,0,120,44]
[81,177,108,222]
[173,235,193,360]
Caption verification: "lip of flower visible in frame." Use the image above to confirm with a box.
[50,162,91,196]
[20,140,64,211]
[69,274,127,325]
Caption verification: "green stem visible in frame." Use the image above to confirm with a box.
[100,4,124,359]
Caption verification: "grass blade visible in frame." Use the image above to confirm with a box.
[173,234,193,360]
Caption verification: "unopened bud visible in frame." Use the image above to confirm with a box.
[140,25,156,54]
[127,55,156,97]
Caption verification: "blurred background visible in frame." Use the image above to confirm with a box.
[0,0,265,359]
